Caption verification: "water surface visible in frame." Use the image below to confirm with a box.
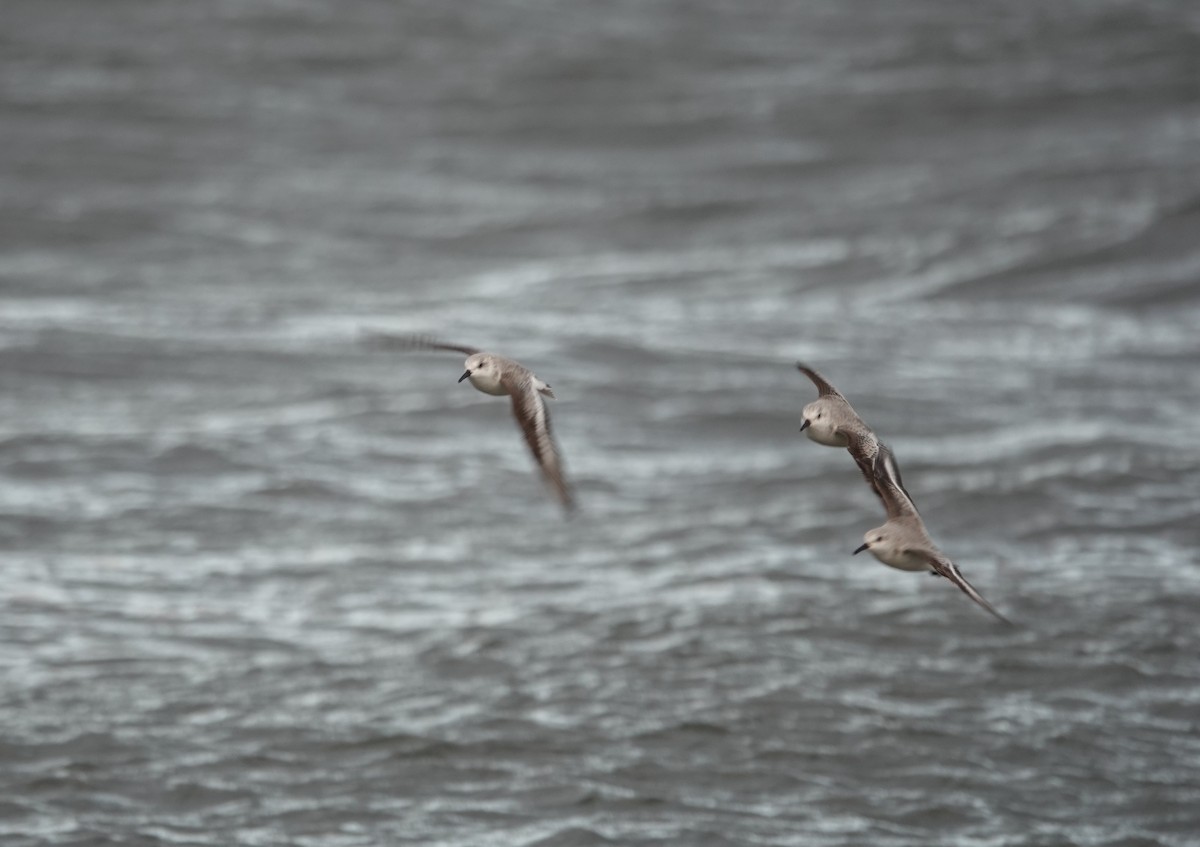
[2,2,1200,845]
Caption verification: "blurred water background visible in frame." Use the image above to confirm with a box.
[2,1,1200,845]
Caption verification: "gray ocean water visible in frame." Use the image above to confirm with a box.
[3,2,1200,845]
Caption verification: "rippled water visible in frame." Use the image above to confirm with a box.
[3,2,1200,845]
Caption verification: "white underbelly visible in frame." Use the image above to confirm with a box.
[805,426,848,448]
[871,547,932,573]
[468,375,510,396]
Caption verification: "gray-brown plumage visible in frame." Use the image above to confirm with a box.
[374,334,575,513]
[852,462,1011,625]
[795,362,916,512]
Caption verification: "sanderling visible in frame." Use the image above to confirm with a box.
[374,334,576,513]
[795,362,915,511]
[850,450,1011,625]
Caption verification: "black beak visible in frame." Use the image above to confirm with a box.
[458,370,471,383]
[799,419,811,432]
[852,542,870,555]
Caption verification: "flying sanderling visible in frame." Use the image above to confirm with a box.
[850,446,1011,625]
[373,334,575,513]
[796,362,915,510]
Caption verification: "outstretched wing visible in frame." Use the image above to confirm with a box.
[842,428,919,516]
[508,382,575,513]
[363,333,480,356]
[795,363,846,399]
[868,451,921,518]
[842,427,886,506]
[917,551,1012,625]
[874,441,918,514]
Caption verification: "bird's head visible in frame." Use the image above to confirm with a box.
[458,353,507,395]
[853,525,891,557]
[799,398,837,441]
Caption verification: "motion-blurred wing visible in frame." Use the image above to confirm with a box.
[918,551,1012,625]
[364,333,480,356]
[509,383,575,514]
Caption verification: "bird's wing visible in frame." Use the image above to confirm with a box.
[363,333,480,356]
[915,550,1012,625]
[840,428,919,516]
[874,441,918,515]
[508,380,575,513]
[795,363,846,399]
[870,455,921,521]
[841,426,887,505]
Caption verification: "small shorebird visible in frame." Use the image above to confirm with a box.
[850,443,1011,625]
[374,334,575,513]
[796,362,915,511]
